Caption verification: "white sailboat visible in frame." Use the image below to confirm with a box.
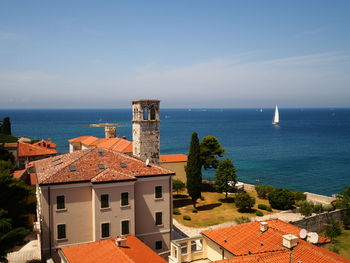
[272,105,279,125]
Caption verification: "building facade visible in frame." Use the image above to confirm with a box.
[33,147,174,262]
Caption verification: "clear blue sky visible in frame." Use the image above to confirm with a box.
[0,0,349,108]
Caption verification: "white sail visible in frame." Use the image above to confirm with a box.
[272,105,279,125]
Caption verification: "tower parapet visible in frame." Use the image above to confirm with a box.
[105,126,117,138]
[132,100,160,164]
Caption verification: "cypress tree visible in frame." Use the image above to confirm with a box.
[1,117,11,135]
[185,132,202,208]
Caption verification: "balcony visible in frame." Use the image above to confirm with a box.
[169,236,209,263]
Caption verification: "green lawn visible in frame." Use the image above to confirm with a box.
[324,230,350,259]
[173,190,279,227]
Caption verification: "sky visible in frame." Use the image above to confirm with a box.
[0,0,349,108]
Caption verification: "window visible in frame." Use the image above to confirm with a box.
[121,220,129,235]
[155,240,162,250]
[150,108,156,120]
[98,151,104,156]
[143,108,148,120]
[155,212,162,225]
[57,224,66,239]
[121,192,129,206]
[57,196,65,210]
[155,186,162,199]
[101,194,109,209]
[101,223,110,238]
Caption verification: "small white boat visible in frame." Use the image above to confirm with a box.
[272,105,279,125]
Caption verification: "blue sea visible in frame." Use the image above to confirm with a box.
[1,108,349,196]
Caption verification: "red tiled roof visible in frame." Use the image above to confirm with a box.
[203,219,349,263]
[33,147,174,185]
[202,219,330,257]
[61,235,166,263]
[12,169,25,179]
[160,154,187,163]
[18,142,57,157]
[69,136,133,153]
[33,140,57,149]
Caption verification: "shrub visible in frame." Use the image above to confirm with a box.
[258,204,268,210]
[298,201,314,217]
[183,215,191,221]
[324,205,335,212]
[266,206,272,212]
[255,185,274,199]
[201,180,216,192]
[235,192,255,212]
[324,219,342,241]
[234,216,251,224]
[192,208,198,213]
[313,204,324,214]
[173,179,186,194]
[173,208,181,215]
[256,210,264,216]
[294,191,307,201]
[268,188,295,210]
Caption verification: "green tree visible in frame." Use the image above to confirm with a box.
[0,163,35,261]
[235,192,255,212]
[0,209,30,262]
[200,136,225,169]
[0,147,15,165]
[268,188,295,210]
[336,186,350,229]
[186,132,202,208]
[255,185,274,199]
[215,158,237,199]
[172,179,185,194]
[1,117,11,135]
[324,219,342,241]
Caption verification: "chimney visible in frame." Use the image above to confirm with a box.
[282,234,298,249]
[105,126,117,138]
[115,236,127,247]
[260,222,268,233]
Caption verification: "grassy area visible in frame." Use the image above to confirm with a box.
[324,230,350,259]
[173,190,279,227]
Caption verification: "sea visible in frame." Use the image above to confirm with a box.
[1,108,349,196]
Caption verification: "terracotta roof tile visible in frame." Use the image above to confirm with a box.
[12,169,26,179]
[61,235,166,263]
[0,142,18,148]
[33,140,57,149]
[18,142,57,157]
[69,136,133,153]
[203,219,349,263]
[33,147,174,185]
[160,154,187,163]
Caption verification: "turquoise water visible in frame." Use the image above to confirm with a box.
[1,108,349,196]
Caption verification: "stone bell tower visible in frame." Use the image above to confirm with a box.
[132,99,160,164]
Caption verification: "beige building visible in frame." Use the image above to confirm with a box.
[160,154,187,182]
[169,219,349,263]
[32,147,174,261]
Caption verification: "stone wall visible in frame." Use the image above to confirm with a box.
[291,209,346,232]
[305,192,335,205]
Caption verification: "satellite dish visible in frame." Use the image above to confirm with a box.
[145,159,150,166]
[299,229,307,239]
[310,232,319,244]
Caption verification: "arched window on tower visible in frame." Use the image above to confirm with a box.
[143,108,149,120]
[150,107,156,120]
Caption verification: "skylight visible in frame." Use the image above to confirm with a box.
[98,152,104,156]
[68,165,77,172]
[98,164,105,169]
[120,162,127,168]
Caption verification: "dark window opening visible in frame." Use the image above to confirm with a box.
[156,240,163,250]
[121,192,129,206]
[121,220,129,235]
[155,186,162,199]
[57,196,65,210]
[155,212,162,225]
[57,224,66,239]
[101,223,110,238]
[101,194,109,208]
